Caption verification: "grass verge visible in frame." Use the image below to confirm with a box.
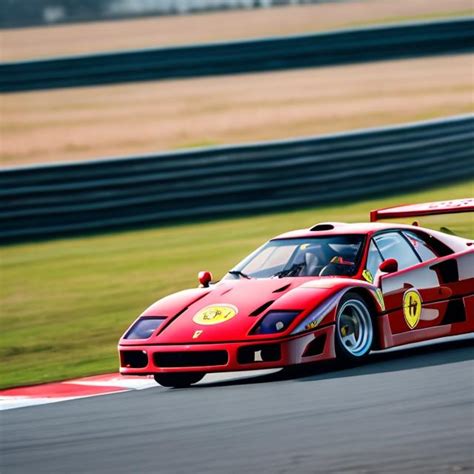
[0,180,473,388]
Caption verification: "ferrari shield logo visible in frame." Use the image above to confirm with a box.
[362,269,373,283]
[193,305,238,325]
[403,289,422,329]
[375,288,385,311]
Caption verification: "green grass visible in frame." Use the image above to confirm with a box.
[175,140,221,150]
[1,180,473,389]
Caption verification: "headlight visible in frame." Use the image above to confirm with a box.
[124,317,166,340]
[251,311,300,335]
[291,296,339,335]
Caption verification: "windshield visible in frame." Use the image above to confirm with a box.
[226,235,365,279]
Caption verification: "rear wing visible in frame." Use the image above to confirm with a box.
[370,198,474,222]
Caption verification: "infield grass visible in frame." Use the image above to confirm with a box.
[1,180,473,388]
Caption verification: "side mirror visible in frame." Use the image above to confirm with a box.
[198,271,213,288]
[379,258,398,274]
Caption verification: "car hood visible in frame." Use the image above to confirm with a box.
[138,277,352,344]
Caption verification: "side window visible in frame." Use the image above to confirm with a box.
[365,240,383,280]
[374,232,420,271]
[402,231,438,262]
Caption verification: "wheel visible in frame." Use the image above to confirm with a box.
[154,372,205,388]
[335,293,374,361]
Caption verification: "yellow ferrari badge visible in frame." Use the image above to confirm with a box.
[403,289,422,329]
[375,288,385,311]
[362,269,374,283]
[193,305,238,325]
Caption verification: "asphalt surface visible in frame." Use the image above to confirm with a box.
[1,337,473,474]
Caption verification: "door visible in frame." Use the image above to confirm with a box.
[368,231,450,345]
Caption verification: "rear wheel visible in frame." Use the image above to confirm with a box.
[335,293,374,362]
[154,372,205,388]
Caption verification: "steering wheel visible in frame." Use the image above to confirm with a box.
[319,260,355,276]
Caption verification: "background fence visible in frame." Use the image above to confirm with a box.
[0,0,345,29]
[1,17,473,92]
[1,115,473,243]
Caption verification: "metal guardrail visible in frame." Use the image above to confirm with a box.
[1,115,473,243]
[1,18,473,92]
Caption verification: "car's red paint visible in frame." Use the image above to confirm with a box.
[379,258,398,273]
[370,198,474,222]
[198,271,213,287]
[118,200,474,380]
[120,277,382,346]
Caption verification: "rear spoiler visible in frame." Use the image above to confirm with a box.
[370,198,474,222]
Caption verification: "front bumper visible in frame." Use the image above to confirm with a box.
[119,324,335,375]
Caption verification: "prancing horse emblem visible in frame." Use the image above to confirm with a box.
[403,289,422,329]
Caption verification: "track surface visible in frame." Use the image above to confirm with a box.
[2,337,473,474]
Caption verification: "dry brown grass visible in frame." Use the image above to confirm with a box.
[1,54,472,167]
[1,0,472,61]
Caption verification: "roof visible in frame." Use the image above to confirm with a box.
[272,221,472,253]
[273,222,405,240]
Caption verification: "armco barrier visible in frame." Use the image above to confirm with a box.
[1,17,473,92]
[1,115,473,243]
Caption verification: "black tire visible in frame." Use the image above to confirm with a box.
[154,372,205,388]
[335,293,374,362]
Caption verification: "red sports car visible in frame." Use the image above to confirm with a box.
[118,199,474,387]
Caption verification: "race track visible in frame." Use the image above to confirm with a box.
[2,337,473,474]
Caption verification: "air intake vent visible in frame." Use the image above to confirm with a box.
[430,259,459,283]
[154,351,228,367]
[250,301,275,317]
[310,223,335,231]
[303,335,327,357]
[237,344,281,364]
[441,299,465,324]
[273,284,291,293]
[120,350,148,369]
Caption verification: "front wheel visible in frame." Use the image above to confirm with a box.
[335,294,374,362]
[154,372,205,388]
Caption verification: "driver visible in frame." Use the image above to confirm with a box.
[319,250,357,276]
[301,244,331,276]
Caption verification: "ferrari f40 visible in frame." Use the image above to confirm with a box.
[118,199,474,387]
